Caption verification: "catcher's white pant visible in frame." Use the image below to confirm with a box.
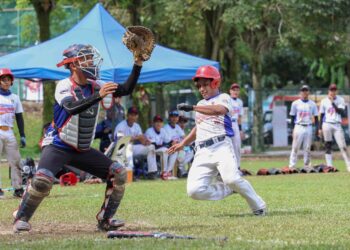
[0,130,22,189]
[231,122,241,167]
[322,122,350,168]
[187,137,265,212]
[289,124,313,168]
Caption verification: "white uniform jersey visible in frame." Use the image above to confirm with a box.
[230,97,244,121]
[145,127,171,146]
[164,123,185,143]
[195,93,234,142]
[0,93,23,127]
[114,120,142,138]
[290,99,318,125]
[319,96,345,123]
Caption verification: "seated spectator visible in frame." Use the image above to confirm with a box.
[145,115,177,180]
[177,115,194,177]
[114,107,158,179]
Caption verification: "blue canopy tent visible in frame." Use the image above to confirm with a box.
[0,3,219,83]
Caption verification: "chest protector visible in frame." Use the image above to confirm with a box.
[59,80,100,151]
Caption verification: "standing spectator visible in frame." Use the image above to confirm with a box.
[229,83,244,169]
[0,68,26,198]
[288,85,318,170]
[145,115,176,180]
[107,97,125,135]
[319,83,350,171]
[114,107,158,179]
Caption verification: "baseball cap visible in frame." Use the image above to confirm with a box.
[153,115,163,122]
[300,85,310,91]
[178,115,188,123]
[127,107,139,115]
[168,110,179,117]
[230,83,240,89]
[329,83,337,90]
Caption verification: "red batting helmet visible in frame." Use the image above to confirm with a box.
[192,65,221,89]
[0,68,14,82]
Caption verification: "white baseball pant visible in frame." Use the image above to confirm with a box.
[187,137,265,212]
[231,121,241,167]
[0,130,22,189]
[289,124,313,168]
[156,147,178,173]
[322,122,350,168]
[130,144,157,173]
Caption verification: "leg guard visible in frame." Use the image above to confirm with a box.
[14,169,54,223]
[96,162,126,231]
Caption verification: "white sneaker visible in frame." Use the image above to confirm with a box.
[13,220,31,232]
[347,166,350,173]
[167,176,178,180]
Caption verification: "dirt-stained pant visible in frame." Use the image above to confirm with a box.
[187,137,265,212]
[0,130,22,189]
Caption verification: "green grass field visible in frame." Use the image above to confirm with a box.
[0,158,350,249]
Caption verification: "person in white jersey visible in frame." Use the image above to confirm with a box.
[319,83,350,172]
[176,115,194,177]
[114,107,158,179]
[145,115,176,180]
[229,83,244,169]
[288,85,319,170]
[0,68,26,198]
[168,65,266,216]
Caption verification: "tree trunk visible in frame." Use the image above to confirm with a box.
[127,0,141,25]
[251,56,264,152]
[31,0,55,125]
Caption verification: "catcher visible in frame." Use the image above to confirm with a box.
[13,26,155,232]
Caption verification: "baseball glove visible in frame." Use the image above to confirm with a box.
[122,26,155,61]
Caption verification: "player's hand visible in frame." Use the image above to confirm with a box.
[167,142,185,154]
[177,103,193,112]
[99,83,118,98]
[20,136,26,148]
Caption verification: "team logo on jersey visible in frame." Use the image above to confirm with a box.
[86,108,94,115]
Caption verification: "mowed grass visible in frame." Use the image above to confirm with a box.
[0,159,350,249]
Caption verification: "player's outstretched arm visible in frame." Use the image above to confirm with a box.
[168,127,196,154]
[177,103,227,116]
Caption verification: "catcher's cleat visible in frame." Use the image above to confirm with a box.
[253,207,267,216]
[13,188,24,198]
[13,220,31,233]
[97,218,125,231]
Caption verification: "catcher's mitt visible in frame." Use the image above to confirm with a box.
[122,26,155,61]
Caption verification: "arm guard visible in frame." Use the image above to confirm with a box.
[62,93,102,115]
[15,113,25,137]
[332,103,346,117]
[113,64,142,97]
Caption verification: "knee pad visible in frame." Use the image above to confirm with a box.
[109,162,126,185]
[325,141,332,154]
[30,169,54,197]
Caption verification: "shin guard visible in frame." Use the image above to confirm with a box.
[14,169,54,222]
[96,162,126,225]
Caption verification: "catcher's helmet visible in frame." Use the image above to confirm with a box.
[192,65,221,89]
[57,44,103,80]
[0,68,14,82]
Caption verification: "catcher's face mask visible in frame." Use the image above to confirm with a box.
[57,44,103,80]
[74,45,103,80]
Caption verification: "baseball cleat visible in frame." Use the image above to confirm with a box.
[253,207,267,216]
[13,220,31,233]
[97,218,125,231]
[0,189,4,198]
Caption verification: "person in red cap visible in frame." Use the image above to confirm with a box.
[13,44,144,232]
[0,68,26,198]
[168,65,266,216]
[229,83,244,169]
[145,115,175,180]
[319,83,350,172]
